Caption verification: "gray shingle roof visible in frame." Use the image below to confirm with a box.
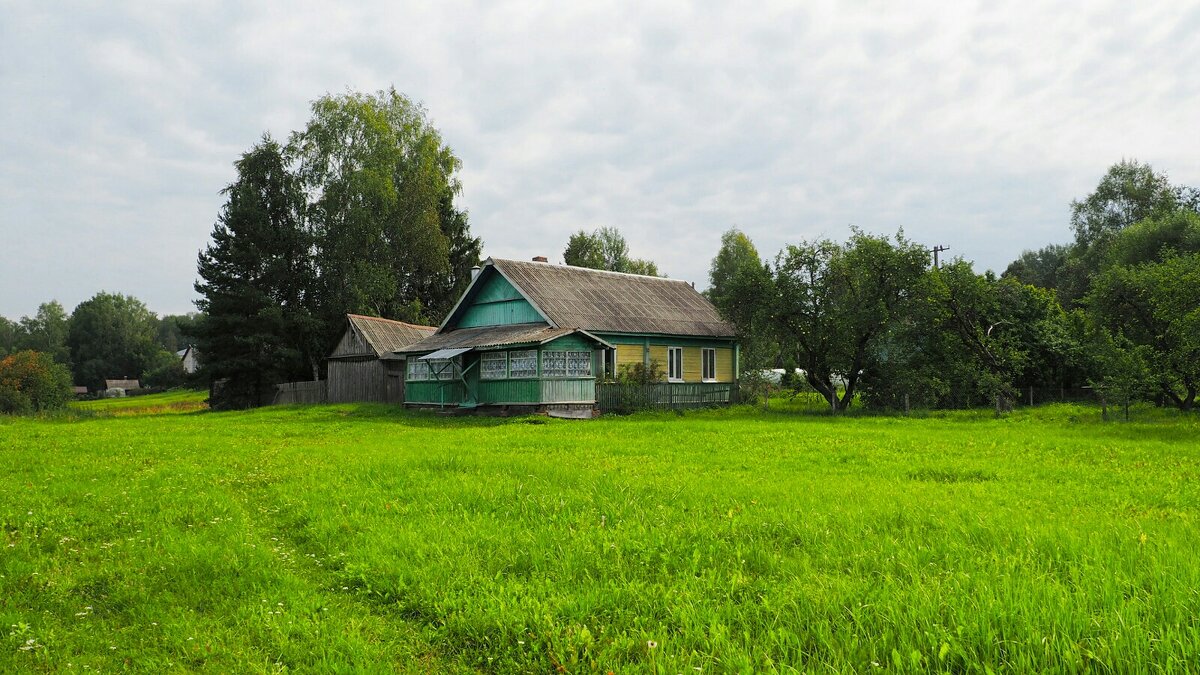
[490,258,736,337]
[345,314,436,358]
[398,324,602,353]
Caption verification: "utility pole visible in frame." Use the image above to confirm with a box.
[931,245,949,269]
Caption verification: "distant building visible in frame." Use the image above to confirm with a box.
[104,379,140,391]
[176,346,199,374]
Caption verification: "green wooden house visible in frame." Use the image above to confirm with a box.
[396,257,739,415]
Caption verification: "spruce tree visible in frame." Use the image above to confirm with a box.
[194,136,318,409]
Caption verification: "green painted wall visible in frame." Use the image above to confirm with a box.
[404,380,466,405]
[457,274,545,328]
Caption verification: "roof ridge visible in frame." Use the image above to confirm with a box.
[488,258,691,284]
[347,313,436,331]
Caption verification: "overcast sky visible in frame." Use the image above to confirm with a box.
[2,1,1198,318]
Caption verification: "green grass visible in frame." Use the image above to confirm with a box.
[3,396,1200,672]
[72,389,209,415]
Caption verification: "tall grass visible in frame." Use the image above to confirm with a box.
[2,395,1199,672]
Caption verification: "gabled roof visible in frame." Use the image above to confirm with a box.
[343,314,436,358]
[397,324,611,353]
[485,258,736,337]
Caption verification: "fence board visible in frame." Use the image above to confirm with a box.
[274,380,327,405]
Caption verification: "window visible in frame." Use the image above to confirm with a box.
[543,350,593,377]
[509,350,537,378]
[601,348,616,380]
[428,359,457,381]
[567,351,592,377]
[702,348,717,382]
[668,346,683,382]
[407,359,429,381]
[542,350,567,377]
[481,352,507,379]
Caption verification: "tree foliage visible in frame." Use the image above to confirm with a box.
[194,136,319,409]
[67,292,160,390]
[707,228,776,369]
[563,227,659,276]
[0,350,74,414]
[290,88,479,329]
[195,90,482,405]
[1088,252,1200,411]
[773,229,928,411]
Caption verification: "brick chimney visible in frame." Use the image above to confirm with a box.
[532,255,549,263]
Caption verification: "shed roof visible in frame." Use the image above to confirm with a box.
[342,314,436,358]
[398,324,608,353]
[475,258,736,337]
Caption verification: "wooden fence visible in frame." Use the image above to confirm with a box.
[596,382,738,413]
[273,380,327,405]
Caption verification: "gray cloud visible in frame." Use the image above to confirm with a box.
[2,0,1198,318]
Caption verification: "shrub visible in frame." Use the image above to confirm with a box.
[0,350,73,414]
[616,359,664,385]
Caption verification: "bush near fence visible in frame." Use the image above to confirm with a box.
[596,382,738,414]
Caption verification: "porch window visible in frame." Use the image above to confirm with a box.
[702,348,717,382]
[407,359,429,381]
[542,350,567,377]
[668,346,683,382]
[509,350,537,378]
[567,351,592,377]
[481,352,508,379]
[428,359,457,381]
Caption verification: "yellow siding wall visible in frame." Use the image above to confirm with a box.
[647,345,668,379]
[717,347,734,382]
[612,343,736,382]
[616,344,643,369]
[683,347,702,382]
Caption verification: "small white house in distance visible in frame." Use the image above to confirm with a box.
[177,346,200,374]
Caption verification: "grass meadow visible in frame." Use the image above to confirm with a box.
[2,393,1200,672]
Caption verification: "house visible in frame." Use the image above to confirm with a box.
[396,257,738,415]
[176,346,199,374]
[104,379,140,392]
[326,314,436,403]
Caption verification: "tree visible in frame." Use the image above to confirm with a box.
[562,227,659,275]
[290,88,478,335]
[1088,253,1200,411]
[0,350,73,414]
[1002,244,1070,295]
[564,230,606,269]
[194,136,319,409]
[411,193,483,320]
[773,229,929,411]
[0,316,18,358]
[67,292,160,390]
[12,301,72,366]
[1071,160,1178,251]
[707,228,776,369]
[157,313,202,353]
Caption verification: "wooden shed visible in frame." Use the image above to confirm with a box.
[326,314,436,403]
[397,257,739,415]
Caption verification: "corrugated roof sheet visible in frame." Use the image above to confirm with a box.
[398,324,589,353]
[346,314,436,358]
[490,258,736,337]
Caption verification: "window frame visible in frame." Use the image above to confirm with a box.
[667,346,684,382]
[407,358,429,381]
[566,350,592,377]
[508,350,538,379]
[542,350,567,377]
[702,348,717,382]
[480,351,508,380]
